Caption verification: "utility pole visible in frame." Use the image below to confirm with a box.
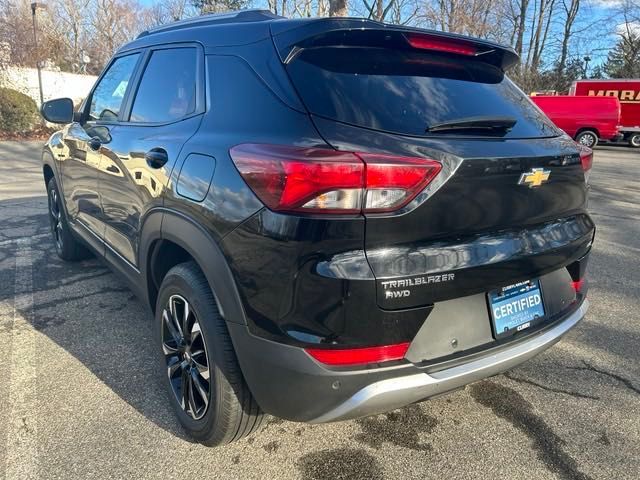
[30,2,45,106]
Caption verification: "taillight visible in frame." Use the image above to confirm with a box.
[305,342,410,367]
[230,144,442,215]
[577,145,593,184]
[358,153,442,213]
[405,33,478,56]
[578,146,593,172]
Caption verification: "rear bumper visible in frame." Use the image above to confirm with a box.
[228,299,588,423]
[311,299,588,422]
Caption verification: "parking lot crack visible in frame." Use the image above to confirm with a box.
[567,361,640,395]
[503,372,600,400]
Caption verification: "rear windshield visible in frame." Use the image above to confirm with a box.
[286,47,559,138]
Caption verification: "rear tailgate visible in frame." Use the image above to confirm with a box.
[312,118,593,310]
[277,23,594,310]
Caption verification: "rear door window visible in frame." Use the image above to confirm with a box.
[287,47,558,138]
[129,48,197,123]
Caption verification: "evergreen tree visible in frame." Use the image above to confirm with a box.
[604,32,640,78]
[589,65,605,79]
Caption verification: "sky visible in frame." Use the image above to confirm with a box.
[135,0,627,69]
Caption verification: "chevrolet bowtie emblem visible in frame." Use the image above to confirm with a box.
[518,168,551,187]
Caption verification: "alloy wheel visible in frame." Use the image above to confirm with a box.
[48,187,63,251]
[579,134,595,147]
[161,294,211,420]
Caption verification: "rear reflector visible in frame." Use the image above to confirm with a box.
[230,144,441,214]
[405,33,478,56]
[571,279,585,293]
[305,342,410,366]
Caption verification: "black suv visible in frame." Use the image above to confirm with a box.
[40,10,594,446]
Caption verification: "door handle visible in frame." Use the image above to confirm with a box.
[89,137,102,151]
[145,148,169,169]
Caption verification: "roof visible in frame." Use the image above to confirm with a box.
[118,9,285,53]
[118,10,518,70]
[136,9,282,38]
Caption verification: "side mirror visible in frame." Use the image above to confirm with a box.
[41,98,74,124]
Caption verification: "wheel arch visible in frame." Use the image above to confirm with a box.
[575,127,600,139]
[140,209,248,326]
[43,163,54,186]
[628,132,640,147]
[42,149,57,186]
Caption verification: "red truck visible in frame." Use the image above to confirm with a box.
[570,79,640,147]
[531,95,621,148]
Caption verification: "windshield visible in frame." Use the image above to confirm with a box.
[286,47,560,138]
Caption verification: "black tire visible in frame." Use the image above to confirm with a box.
[155,261,265,446]
[629,133,640,148]
[46,177,92,261]
[575,130,598,148]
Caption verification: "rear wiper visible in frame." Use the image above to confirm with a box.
[426,116,517,134]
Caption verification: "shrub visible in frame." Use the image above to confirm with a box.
[0,88,39,133]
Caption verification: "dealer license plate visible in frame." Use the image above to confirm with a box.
[489,280,545,338]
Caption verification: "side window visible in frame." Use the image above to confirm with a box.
[89,54,139,122]
[129,48,197,123]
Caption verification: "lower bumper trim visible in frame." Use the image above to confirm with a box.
[310,299,588,423]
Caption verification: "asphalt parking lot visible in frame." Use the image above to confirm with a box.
[0,141,638,480]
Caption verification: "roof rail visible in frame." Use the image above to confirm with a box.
[137,9,283,38]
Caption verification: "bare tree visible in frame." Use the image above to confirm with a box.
[49,0,93,72]
[147,0,197,24]
[555,0,580,78]
[265,0,325,17]
[512,0,530,57]
[360,0,394,21]
[418,0,512,41]
[192,0,248,14]
[290,0,314,17]
[525,0,555,71]
[0,0,50,67]
[0,0,628,97]
[389,0,419,25]
[88,0,147,72]
[620,0,640,24]
[329,0,348,16]
[316,0,330,16]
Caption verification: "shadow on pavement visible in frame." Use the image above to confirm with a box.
[0,195,192,442]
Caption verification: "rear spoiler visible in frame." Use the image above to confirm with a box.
[270,18,519,71]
